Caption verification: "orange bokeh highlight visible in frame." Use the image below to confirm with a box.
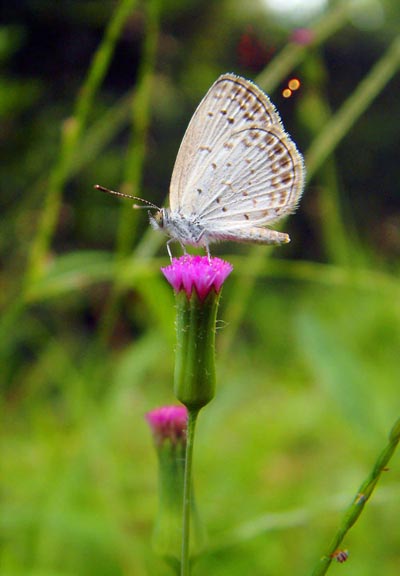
[288,77,301,91]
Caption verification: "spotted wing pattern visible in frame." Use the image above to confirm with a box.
[168,73,304,228]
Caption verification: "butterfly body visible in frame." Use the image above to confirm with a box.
[150,207,290,251]
[150,209,207,247]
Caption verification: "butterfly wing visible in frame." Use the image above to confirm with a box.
[187,124,304,231]
[169,73,285,213]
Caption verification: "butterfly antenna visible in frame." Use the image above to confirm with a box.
[94,185,160,211]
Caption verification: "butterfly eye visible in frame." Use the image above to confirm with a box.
[154,210,164,226]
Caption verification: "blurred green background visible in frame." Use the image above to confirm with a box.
[1,0,400,574]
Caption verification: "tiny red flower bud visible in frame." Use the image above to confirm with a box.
[146,405,188,445]
[290,28,314,46]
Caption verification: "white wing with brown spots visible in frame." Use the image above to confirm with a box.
[169,74,286,212]
[162,73,304,253]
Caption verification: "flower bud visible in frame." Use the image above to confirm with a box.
[161,255,233,410]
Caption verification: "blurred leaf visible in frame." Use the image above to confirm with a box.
[24,251,116,302]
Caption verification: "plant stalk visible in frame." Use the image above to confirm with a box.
[181,409,199,576]
[26,0,137,286]
[310,417,400,576]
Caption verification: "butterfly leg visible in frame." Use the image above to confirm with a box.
[191,229,211,261]
[205,242,211,262]
[166,240,173,262]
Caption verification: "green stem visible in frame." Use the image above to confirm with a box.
[98,0,160,345]
[310,417,400,576]
[181,409,199,576]
[306,35,400,180]
[17,89,135,228]
[221,35,400,360]
[26,0,137,286]
[116,0,160,257]
[257,1,349,93]
[297,52,360,266]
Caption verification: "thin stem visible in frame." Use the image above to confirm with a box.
[306,35,400,179]
[181,409,199,576]
[310,417,400,576]
[25,0,137,286]
[257,1,349,93]
[98,0,160,344]
[17,89,135,226]
[116,0,160,257]
[221,35,400,359]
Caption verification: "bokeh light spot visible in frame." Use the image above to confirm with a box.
[288,78,301,91]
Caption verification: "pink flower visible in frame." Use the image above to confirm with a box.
[290,28,314,46]
[146,405,188,444]
[161,255,233,300]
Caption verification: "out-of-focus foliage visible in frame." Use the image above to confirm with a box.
[1,1,400,575]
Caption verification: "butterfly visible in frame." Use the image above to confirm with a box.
[96,73,305,259]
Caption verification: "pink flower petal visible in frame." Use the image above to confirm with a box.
[161,255,233,300]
